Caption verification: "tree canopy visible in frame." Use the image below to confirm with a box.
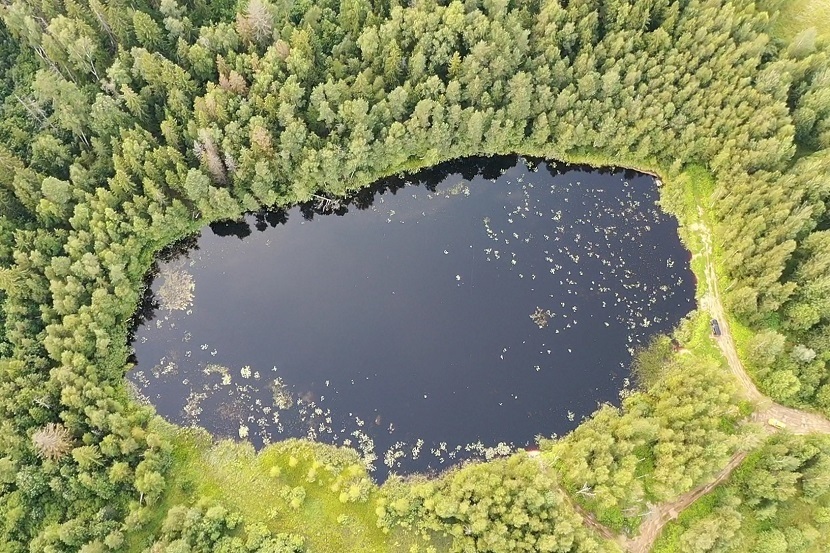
[0,0,829,551]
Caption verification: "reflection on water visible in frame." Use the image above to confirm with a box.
[127,156,695,479]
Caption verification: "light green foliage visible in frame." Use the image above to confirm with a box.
[128,427,425,553]
[631,335,674,390]
[550,314,741,531]
[132,11,163,50]
[147,501,305,552]
[677,495,742,553]
[0,0,828,550]
[654,434,830,553]
[764,0,830,42]
[379,454,619,553]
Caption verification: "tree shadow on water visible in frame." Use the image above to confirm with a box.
[297,154,523,219]
[210,219,252,239]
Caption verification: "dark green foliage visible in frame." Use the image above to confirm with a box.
[0,0,827,549]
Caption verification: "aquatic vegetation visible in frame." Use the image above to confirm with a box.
[157,267,195,311]
[443,182,471,196]
[530,307,553,329]
[3,0,826,548]
[129,160,693,480]
[270,377,294,411]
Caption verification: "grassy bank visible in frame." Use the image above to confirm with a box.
[766,0,830,41]
[127,421,439,552]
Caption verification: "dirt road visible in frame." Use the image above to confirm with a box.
[558,215,830,552]
[696,215,830,435]
[624,451,749,553]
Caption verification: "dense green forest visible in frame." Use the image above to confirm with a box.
[0,0,829,551]
[653,433,830,553]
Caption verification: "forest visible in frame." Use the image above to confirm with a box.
[0,0,829,551]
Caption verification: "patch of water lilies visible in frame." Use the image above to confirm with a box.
[530,307,553,329]
[132,352,524,474]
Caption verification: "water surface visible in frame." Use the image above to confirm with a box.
[128,156,695,477]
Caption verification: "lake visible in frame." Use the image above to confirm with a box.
[127,156,695,478]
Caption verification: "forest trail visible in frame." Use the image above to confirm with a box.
[694,212,830,435]
[623,451,749,553]
[531,453,628,550]
[613,213,830,551]
[694,216,767,404]
[553,212,830,552]
[540,450,750,553]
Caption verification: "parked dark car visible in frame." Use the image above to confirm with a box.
[711,318,722,336]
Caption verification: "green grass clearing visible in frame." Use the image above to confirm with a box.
[766,0,830,42]
[126,421,437,553]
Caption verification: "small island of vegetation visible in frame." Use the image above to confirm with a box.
[0,0,829,552]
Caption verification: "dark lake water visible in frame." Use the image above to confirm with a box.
[128,156,695,478]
